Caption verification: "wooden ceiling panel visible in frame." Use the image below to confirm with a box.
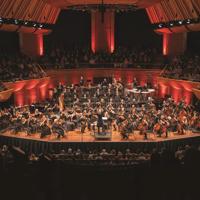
[43,0,161,9]
[0,0,60,24]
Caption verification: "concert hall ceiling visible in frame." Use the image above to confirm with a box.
[146,0,200,33]
[0,0,60,33]
[0,0,60,24]
[1,0,200,34]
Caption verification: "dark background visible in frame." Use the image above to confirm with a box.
[0,9,199,52]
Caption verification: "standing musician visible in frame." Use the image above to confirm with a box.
[133,77,138,88]
[161,120,169,138]
[80,115,87,134]
[138,119,148,140]
[97,108,104,134]
[120,120,129,140]
[58,93,65,112]
[80,76,84,86]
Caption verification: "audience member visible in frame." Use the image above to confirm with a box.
[0,50,46,82]
[162,54,200,82]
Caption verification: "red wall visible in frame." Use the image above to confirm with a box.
[163,33,187,56]
[91,10,115,53]
[4,77,50,106]
[19,33,44,57]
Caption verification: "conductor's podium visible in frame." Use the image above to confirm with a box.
[94,131,112,140]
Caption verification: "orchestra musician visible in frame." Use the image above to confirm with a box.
[177,122,185,135]
[80,116,87,134]
[120,120,129,140]
[153,122,162,137]
[52,119,65,139]
[161,120,169,138]
[80,76,84,86]
[133,77,138,88]
[28,117,38,135]
[138,119,148,140]
[40,120,51,138]
[11,115,22,135]
[97,108,104,134]
[58,93,65,112]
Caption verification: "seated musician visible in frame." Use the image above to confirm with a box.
[153,121,162,137]
[52,119,65,139]
[80,116,87,134]
[28,118,38,135]
[114,94,121,104]
[102,78,108,87]
[81,94,88,103]
[133,77,138,88]
[143,83,148,91]
[53,82,64,100]
[177,122,186,135]
[96,88,101,97]
[107,88,112,97]
[196,119,200,131]
[138,118,148,140]
[11,116,22,134]
[79,76,84,86]
[40,121,51,138]
[161,120,169,138]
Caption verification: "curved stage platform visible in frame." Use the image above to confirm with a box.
[0,131,200,153]
[1,69,200,153]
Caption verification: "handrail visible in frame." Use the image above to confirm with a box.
[41,62,164,69]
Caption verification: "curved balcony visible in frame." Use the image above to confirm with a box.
[157,77,200,104]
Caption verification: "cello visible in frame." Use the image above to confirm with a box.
[138,119,148,140]
[153,122,161,137]
[120,120,129,140]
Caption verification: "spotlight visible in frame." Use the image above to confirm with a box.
[170,23,174,26]
[24,21,28,25]
[14,19,18,24]
[33,23,37,27]
[178,20,183,25]
[158,24,163,28]
[39,24,43,28]
[186,19,191,24]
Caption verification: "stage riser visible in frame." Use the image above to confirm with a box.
[1,136,200,154]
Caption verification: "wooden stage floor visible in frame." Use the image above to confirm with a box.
[1,129,200,143]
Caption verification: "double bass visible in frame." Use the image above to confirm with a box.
[120,120,129,140]
[153,122,162,137]
[161,121,169,138]
[138,119,148,140]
